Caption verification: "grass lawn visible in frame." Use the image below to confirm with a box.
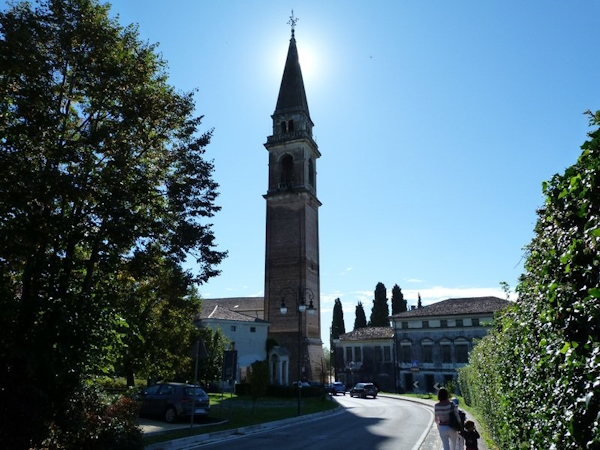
[142,393,339,447]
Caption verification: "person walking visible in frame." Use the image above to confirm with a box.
[460,420,481,450]
[435,387,461,450]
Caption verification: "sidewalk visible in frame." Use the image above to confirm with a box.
[378,394,489,450]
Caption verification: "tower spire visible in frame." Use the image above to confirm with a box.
[274,11,310,120]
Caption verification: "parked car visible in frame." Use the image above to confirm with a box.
[136,382,210,423]
[349,382,378,399]
[292,381,311,388]
[329,381,346,395]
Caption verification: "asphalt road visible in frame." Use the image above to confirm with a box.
[179,395,434,450]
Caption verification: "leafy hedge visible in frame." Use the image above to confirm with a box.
[459,111,600,449]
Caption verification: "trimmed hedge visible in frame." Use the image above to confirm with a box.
[459,111,600,449]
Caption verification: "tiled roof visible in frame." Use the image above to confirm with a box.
[270,346,290,358]
[390,296,511,319]
[339,326,394,341]
[197,304,268,323]
[201,297,264,313]
[196,297,267,324]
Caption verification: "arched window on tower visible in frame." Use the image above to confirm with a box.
[279,154,293,189]
[308,158,315,187]
[288,120,294,132]
[280,121,287,134]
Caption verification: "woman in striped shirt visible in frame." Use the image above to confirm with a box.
[434,387,460,450]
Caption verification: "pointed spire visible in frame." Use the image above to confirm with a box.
[274,11,310,118]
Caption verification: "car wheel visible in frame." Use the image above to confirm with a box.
[164,406,177,423]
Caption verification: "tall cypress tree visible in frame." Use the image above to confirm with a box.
[370,282,390,326]
[354,302,367,329]
[391,284,407,314]
[331,298,346,340]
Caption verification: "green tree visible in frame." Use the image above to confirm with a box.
[196,327,230,387]
[391,284,407,314]
[369,282,390,326]
[459,111,600,449]
[247,360,270,413]
[331,298,346,340]
[354,301,367,329]
[114,252,204,386]
[417,293,423,308]
[0,0,226,447]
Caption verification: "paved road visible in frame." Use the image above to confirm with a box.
[177,395,433,450]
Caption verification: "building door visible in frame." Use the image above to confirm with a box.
[425,374,435,392]
[404,373,413,391]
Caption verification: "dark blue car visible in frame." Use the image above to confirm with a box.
[349,382,377,399]
[137,382,210,423]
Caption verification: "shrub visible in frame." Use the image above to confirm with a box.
[41,383,143,450]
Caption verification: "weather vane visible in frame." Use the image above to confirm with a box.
[288,10,298,37]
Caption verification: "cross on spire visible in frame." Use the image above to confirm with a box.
[288,10,298,38]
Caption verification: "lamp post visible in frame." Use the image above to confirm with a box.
[280,285,316,416]
[332,337,340,383]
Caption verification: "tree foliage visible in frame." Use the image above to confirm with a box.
[391,283,406,314]
[331,297,346,340]
[369,282,390,326]
[196,327,230,387]
[458,111,600,449]
[115,256,204,386]
[354,301,367,330]
[247,360,270,412]
[0,0,226,447]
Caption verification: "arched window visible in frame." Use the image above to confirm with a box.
[440,338,452,363]
[308,158,315,187]
[455,338,470,363]
[288,119,294,132]
[281,121,287,133]
[279,154,293,187]
[400,340,412,363]
[421,338,433,363]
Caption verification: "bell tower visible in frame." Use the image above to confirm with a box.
[264,13,323,383]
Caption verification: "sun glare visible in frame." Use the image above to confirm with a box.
[298,47,314,80]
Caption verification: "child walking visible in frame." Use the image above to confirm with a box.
[460,420,480,450]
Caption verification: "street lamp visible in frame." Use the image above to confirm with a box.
[280,285,316,416]
[332,337,340,383]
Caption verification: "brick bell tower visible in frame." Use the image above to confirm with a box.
[264,13,323,384]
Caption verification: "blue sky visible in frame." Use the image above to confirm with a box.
[10,0,600,347]
[105,0,600,347]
